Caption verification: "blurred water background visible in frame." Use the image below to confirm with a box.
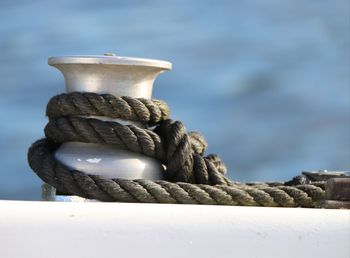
[0,0,349,200]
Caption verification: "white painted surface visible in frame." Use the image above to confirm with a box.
[0,200,349,258]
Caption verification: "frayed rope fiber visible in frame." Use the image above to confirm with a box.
[28,92,325,207]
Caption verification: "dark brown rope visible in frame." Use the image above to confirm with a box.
[46,92,170,124]
[28,92,326,207]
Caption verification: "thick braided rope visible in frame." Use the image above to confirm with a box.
[46,92,170,124]
[28,139,324,207]
[44,116,229,185]
[28,92,326,207]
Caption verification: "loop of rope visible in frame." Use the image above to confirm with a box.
[44,116,228,185]
[28,92,325,207]
[46,92,170,124]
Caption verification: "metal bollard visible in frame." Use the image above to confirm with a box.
[43,54,172,201]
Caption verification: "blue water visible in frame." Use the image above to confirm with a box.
[0,0,349,200]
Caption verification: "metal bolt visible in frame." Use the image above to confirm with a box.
[302,170,349,181]
[41,183,56,201]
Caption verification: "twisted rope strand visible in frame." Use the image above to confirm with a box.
[29,139,324,207]
[44,116,226,185]
[46,92,170,124]
[28,92,326,207]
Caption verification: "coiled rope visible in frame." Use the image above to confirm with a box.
[28,92,325,207]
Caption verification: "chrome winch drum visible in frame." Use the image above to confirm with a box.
[45,54,172,201]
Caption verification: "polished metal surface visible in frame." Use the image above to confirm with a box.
[48,55,172,98]
[302,170,350,181]
[55,142,164,180]
[48,55,172,68]
[51,54,171,181]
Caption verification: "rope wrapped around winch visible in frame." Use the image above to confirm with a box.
[28,92,326,207]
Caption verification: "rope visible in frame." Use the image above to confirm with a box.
[28,92,326,207]
[46,92,170,124]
